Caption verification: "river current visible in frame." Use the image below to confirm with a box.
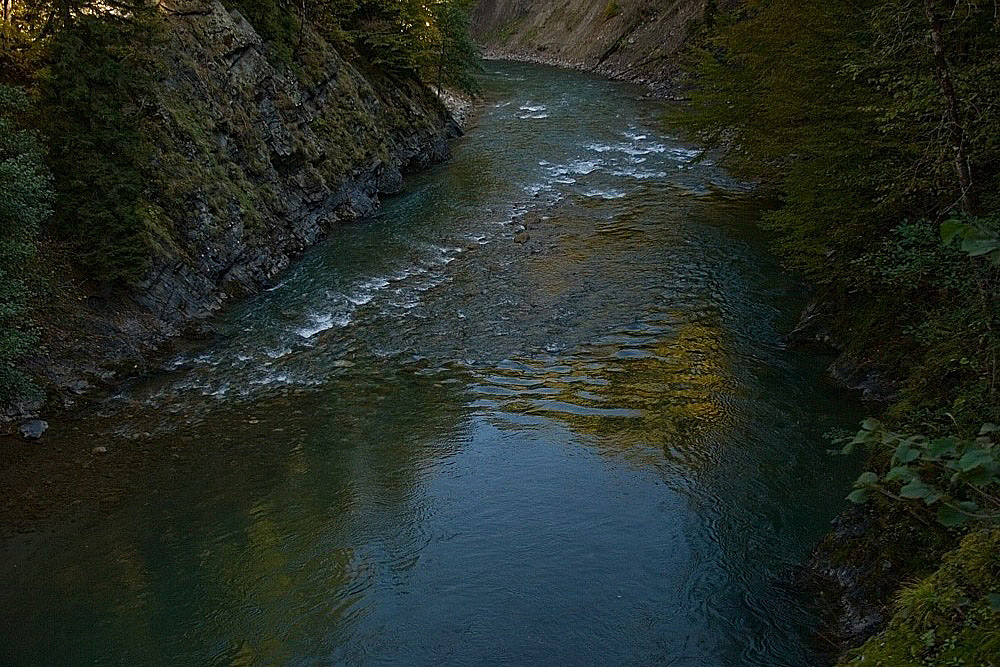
[0,62,860,666]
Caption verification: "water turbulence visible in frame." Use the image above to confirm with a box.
[0,63,860,666]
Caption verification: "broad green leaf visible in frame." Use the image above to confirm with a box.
[979,423,1000,435]
[847,488,870,504]
[958,448,994,472]
[962,467,997,488]
[885,466,916,482]
[961,238,1000,257]
[854,471,879,487]
[988,593,1000,612]
[940,219,968,244]
[899,478,936,500]
[925,437,957,460]
[893,443,919,464]
[936,504,969,527]
[860,418,880,432]
[853,430,874,445]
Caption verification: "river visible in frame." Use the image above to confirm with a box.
[0,62,860,666]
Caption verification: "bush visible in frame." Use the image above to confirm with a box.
[0,84,51,403]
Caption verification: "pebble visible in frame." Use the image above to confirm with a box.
[514,231,531,244]
[19,420,48,440]
[92,446,108,455]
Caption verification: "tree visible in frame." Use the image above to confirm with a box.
[676,0,1000,423]
[0,84,51,402]
[37,11,160,285]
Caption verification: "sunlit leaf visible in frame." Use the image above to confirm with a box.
[940,219,968,244]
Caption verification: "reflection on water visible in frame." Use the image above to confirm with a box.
[0,62,860,667]
[474,315,732,467]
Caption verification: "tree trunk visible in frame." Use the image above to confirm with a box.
[923,0,978,215]
[437,42,444,96]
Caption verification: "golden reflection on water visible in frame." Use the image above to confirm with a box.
[475,315,735,466]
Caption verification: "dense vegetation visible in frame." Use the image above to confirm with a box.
[676,0,999,663]
[0,0,478,402]
[0,84,50,404]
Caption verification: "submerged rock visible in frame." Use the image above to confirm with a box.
[514,231,531,244]
[19,420,48,440]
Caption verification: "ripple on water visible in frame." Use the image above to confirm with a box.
[1,63,862,667]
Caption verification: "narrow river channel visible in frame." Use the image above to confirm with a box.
[1,62,861,666]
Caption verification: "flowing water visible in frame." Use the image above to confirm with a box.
[0,63,861,666]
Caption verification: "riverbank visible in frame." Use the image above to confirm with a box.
[471,0,733,98]
[472,3,1000,665]
[1,0,476,433]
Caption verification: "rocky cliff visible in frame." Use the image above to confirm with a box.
[472,0,724,95]
[17,0,461,411]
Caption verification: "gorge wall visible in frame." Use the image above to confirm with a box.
[17,0,461,412]
[471,0,726,95]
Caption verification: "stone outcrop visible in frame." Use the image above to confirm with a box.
[17,0,460,410]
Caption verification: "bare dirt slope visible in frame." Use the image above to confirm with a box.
[472,0,725,94]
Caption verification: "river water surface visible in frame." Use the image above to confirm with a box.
[1,63,860,666]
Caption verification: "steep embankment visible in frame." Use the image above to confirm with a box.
[11,0,460,417]
[472,0,724,94]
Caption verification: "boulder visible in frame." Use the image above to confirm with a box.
[19,420,48,440]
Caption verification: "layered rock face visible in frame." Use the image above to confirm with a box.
[25,0,459,399]
[472,0,724,94]
[146,0,459,324]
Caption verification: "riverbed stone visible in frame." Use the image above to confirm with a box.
[514,231,531,243]
[19,420,48,440]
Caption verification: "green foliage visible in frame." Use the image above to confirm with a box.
[675,0,1000,424]
[224,0,299,64]
[333,0,479,89]
[0,84,51,402]
[853,217,999,425]
[224,0,480,90]
[838,529,1000,667]
[429,0,480,93]
[37,12,160,285]
[942,218,1000,266]
[841,420,999,527]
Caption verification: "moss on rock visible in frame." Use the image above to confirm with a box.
[838,529,1000,667]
